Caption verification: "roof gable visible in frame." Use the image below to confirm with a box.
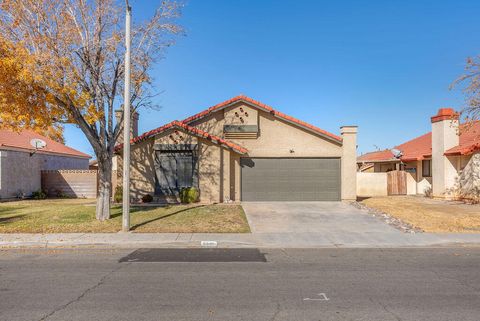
[0,129,90,158]
[182,95,343,144]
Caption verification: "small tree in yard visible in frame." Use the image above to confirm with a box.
[0,0,182,220]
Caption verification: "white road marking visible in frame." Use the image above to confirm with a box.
[303,293,329,301]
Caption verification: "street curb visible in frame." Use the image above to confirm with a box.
[1,240,479,249]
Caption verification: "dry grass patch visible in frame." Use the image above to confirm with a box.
[361,196,480,233]
[0,199,250,233]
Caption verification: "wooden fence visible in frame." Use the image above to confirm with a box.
[41,170,97,198]
[387,170,407,195]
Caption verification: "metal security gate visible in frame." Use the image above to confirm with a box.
[154,144,199,198]
[240,158,341,201]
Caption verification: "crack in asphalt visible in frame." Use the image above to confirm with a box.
[269,302,281,321]
[430,268,480,293]
[38,262,129,321]
[377,300,403,321]
[280,248,301,263]
[368,297,403,321]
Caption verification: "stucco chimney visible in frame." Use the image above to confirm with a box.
[115,109,139,144]
[431,108,459,197]
[340,125,358,201]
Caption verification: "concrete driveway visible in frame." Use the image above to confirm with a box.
[241,202,408,246]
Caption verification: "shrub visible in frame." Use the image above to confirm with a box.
[424,187,433,198]
[179,187,199,204]
[141,194,154,203]
[32,189,47,200]
[114,186,123,203]
[16,189,26,199]
[55,189,69,198]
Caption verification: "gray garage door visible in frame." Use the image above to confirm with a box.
[240,158,341,201]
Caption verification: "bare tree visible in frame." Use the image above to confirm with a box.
[452,56,480,123]
[0,0,183,220]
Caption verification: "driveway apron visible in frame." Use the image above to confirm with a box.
[241,202,411,246]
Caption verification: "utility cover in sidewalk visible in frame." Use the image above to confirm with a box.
[119,248,267,263]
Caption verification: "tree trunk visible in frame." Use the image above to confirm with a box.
[96,156,112,221]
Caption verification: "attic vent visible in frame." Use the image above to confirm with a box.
[224,125,258,140]
[225,132,258,139]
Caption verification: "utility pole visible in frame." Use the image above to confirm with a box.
[122,0,132,232]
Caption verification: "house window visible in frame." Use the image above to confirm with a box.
[422,160,432,177]
[154,144,199,197]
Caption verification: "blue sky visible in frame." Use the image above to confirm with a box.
[64,0,480,157]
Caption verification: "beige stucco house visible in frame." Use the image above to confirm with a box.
[0,129,90,199]
[357,108,480,199]
[116,95,358,203]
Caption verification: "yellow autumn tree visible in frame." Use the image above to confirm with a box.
[0,0,182,220]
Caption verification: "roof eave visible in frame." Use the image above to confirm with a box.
[444,143,480,156]
[115,122,248,155]
[0,145,91,159]
[356,159,400,164]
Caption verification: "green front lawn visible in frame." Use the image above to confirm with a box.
[0,199,250,233]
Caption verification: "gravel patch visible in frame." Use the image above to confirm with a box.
[351,201,424,234]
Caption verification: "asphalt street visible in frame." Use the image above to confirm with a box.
[0,247,479,321]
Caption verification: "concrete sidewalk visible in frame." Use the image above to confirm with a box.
[1,231,480,248]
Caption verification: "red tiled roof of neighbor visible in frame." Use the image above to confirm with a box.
[358,121,480,162]
[357,149,396,162]
[395,132,432,162]
[444,121,480,156]
[181,95,343,143]
[116,120,248,154]
[0,129,90,158]
[358,132,432,163]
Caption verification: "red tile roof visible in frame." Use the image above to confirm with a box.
[182,95,343,143]
[116,120,248,154]
[358,121,480,163]
[357,149,396,162]
[444,121,480,156]
[0,129,90,158]
[395,132,432,162]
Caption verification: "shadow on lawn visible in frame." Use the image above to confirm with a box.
[130,205,206,231]
[109,205,165,219]
[0,214,27,225]
[0,205,29,226]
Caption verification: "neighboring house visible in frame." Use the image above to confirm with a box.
[357,108,480,198]
[89,159,98,170]
[0,129,90,199]
[358,163,374,172]
[116,95,358,203]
